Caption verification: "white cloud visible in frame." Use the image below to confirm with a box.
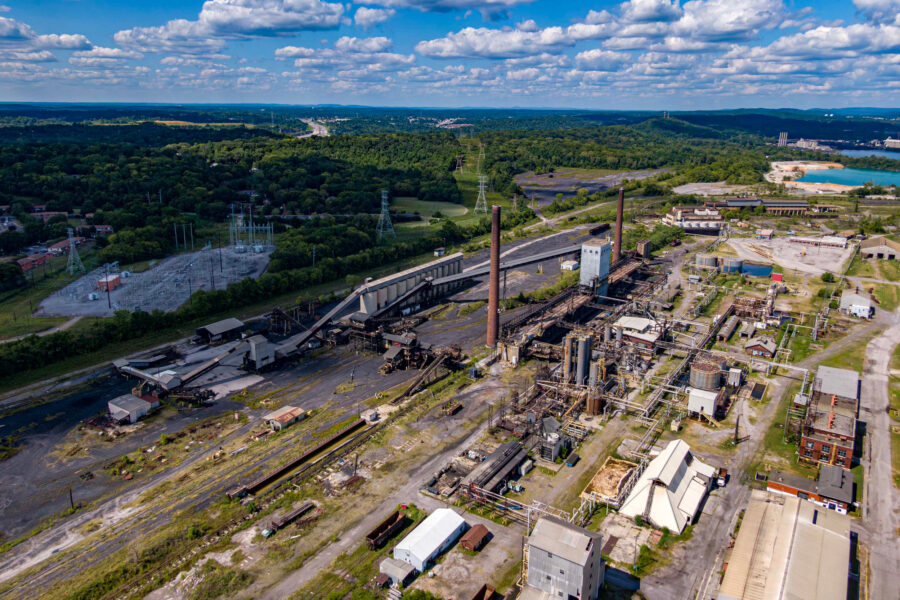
[275,45,316,58]
[366,0,534,11]
[853,0,900,24]
[115,0,345,54]
[334,36,393,53]
[574,48,629,69]
[3,49,56,62]
[0,5,10,12]
[619,0,682,23]
[73,46,143,60]
[354,7,395,29]
[672,0,785,42]
[416,19,615,58]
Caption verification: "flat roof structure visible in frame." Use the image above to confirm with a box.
[530,516,601,567]
[717,490,850,600]
[815,366,860,401]
[614,316,653,332]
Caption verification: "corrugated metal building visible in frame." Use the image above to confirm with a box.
[718,490,850,600]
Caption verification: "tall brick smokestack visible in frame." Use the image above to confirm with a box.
[613,187,624,264]
[487,205,501,347]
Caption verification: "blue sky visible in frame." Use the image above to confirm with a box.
[1,0,898,108]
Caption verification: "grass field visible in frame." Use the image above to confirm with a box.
[872,283,900,311]
[392,197,468,218]
[820,330,879,373]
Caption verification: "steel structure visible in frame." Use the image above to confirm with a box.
[474,175,488,215]
[66,228,85,275]
[376,190,395,242]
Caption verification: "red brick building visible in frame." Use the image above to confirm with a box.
[800,366,859,470]
[767,466,853,514]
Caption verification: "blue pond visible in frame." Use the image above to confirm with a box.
[798,166,900,187]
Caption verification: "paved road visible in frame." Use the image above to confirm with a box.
[0,315,81,344]
[643,314,885,600]
[297,120,328,138]
[858,305,900,599]
[847,275,900,287]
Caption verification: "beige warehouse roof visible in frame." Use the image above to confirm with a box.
[717,490,850,600]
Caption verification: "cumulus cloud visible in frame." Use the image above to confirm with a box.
[366,0,533,11]
[853,0,900,24]
[575,48,629,69]
[416,20,614,58]
[619,0,682,23]
[73,46,143,60]
[115,0,345,54]
[354,7,395,29]
[334,35,393,52]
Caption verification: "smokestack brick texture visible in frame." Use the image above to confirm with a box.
[613,187,624,264]
[487,205,501,347]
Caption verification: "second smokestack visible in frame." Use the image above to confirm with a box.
[487,205,501,347]
[613,187,624,264]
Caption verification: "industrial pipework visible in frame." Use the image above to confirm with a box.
[613,187,624,264]
[487,205,501,347]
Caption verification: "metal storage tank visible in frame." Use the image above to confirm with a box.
[589,362,599,389]
[604,326,611,343]
[576,336,591,386]
[695,253,718,268]
[690,359,723,390]
[586,393,602,415]
[562,334,575,382]
[727,367,742,387]
[720,257,743,273]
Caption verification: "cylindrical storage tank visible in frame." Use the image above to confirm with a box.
[604,326,611,343]
[586,393,602,416]
[562,334,575,382]
[695,253,718,268]
[690,360,723,390]
[727,367,742,387]
[615,328,623,341]
[576,337,591,386]
[589,361,599,388]
[720,257,743,274]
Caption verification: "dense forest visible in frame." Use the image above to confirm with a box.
[0,129,460,262]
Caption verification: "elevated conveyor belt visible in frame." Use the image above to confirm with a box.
[432,244,580,287]
[275,287,363,357]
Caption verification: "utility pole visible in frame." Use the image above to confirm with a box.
[104,263,112,309]
[217,233,223,272]
[174,222,179,250]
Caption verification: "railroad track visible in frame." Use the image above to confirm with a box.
[99,422,383,600]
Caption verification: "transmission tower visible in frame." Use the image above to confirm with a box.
[376,190,395,242]
[66,228,85,275]
[474,175,489,215]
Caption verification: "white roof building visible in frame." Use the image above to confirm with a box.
[619,440,716,533]
[394,508,467,571]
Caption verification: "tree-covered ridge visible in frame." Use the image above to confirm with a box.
[0,123,283,145]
